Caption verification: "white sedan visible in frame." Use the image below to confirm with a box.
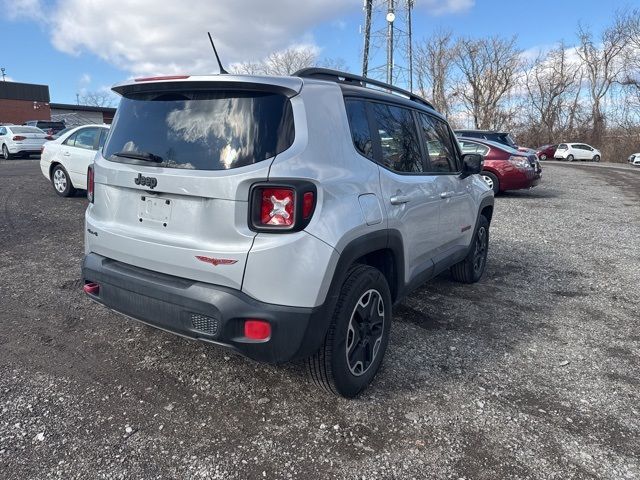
[0,125,50,159]
[40,124,110,197]
[628,153,640,166]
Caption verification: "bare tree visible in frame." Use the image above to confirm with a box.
[263,46,317,75]
[79,91,115,108]
[523,43,582,144]
[414,30,455,116]
[618,9,640,105]
[453,36,522,129]
[575,22,626,145]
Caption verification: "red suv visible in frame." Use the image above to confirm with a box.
[459,137,541,194]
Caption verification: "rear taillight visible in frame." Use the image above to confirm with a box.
[12,135,26,141]
[260,187,295,226]
[87,165,95,203]
[249,182,316,232]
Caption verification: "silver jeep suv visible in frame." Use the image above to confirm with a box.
[82,69,494,397]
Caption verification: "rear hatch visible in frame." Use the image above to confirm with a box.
[11,126,48,149]
[87,75,301,289]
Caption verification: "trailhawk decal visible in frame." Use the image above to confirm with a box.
[195,256,238,267]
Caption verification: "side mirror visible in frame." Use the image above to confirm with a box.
[460,153,483,178]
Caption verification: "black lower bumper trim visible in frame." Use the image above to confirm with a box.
[82,253,330,363]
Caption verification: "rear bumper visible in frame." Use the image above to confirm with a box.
[499,169,540,191]
[82,253,331,363]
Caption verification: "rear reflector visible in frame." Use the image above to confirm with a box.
[134,75,190,82]
[244,319,271,340]
[83,282,99,295]
[302,191,315,219]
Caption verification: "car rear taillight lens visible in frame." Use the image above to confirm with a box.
[260,188,295,226]
[249,183,316,232]
[87,165,95,203]
[244,319,271,340]
[83,282,100,295]
[12,135,26,141]
[508,155,530,170]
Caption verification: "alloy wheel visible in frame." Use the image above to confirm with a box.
[53,169,67,193]
[1,145,8,160]
[481,174,494,190]
[345,289,385,377]
[473,226,488,275]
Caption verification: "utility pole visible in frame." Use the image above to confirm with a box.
[76,93,80,105]
[1,68,6,82]
[361,0,414,90]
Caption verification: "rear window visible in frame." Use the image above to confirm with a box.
[104,90,295,170]
[37,121,65,129]
[11,126,43,134]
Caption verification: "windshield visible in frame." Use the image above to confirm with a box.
[104,90,295,170]
[11,126,44,134]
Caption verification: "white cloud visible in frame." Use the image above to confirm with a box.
[2,0,476,76]
[5,0,355,76]
[79,73,91,85]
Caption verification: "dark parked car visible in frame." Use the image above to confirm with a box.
[536,144,557,160]
[459,137,541,194]
[455,129,518,149]
[23,120,66,135]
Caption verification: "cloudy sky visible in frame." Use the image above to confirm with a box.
[0,0,632,104]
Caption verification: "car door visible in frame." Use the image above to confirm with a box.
[62,127,101,188]
[417,113,477,259]
[367,101,442,285]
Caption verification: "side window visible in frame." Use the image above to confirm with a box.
[0,127,6,136]
[418,114,459,173]
[98,129,109,149]
[73,128,99,150]
[370,103,423,173]
[460,141,479,154]
[64,132,78,147]
[344,99,374,160]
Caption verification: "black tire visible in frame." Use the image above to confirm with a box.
[1,144,11,160]
[307,264,392,398]
[450,215,490,284]
[481,171,500,194]
[567,154,574,162]
[51,164,76,197]
[593,155,600,162]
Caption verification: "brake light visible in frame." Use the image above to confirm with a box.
[244,319,271,340]
[87,165,95,203]
[12,135,26,141]
[249,183,316,232]
[260,188,295,226]
[134,75,190,82]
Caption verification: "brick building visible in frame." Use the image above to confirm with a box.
[0,81,116,126]
[0,81,51,124]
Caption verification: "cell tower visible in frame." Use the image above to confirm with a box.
[362,0,414,90]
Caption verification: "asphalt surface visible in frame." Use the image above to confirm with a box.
[1,159,639,479]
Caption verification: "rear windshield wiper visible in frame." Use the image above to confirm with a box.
[111,151,164,163]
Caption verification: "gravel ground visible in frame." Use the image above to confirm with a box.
[1,160,639,479]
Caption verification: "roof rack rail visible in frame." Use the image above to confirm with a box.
[293,67,434,109]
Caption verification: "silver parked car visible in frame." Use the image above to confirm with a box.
[81,69,494,397]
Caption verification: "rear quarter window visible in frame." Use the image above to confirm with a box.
[104,90,295,170]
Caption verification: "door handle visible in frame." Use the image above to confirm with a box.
[63,151,71,156]
[440,191,455,199]
[390,194,411,205]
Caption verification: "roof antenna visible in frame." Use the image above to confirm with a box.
[207,32,229,74]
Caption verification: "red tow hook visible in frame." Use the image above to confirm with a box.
[83,282,100,295]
